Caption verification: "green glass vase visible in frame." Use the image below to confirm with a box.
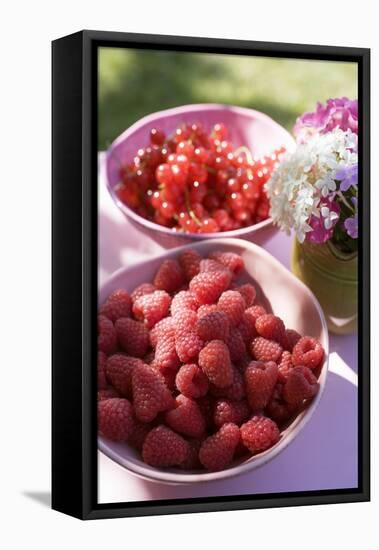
[291,239,358,335]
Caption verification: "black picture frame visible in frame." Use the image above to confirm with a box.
[52,30,370,520]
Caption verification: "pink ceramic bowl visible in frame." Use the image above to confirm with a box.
[98,238,329,484]
[105,104,296,248]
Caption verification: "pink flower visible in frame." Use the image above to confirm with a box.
[294,98,358,142]
[305,200,340,244]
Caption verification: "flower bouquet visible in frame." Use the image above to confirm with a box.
[265,98,358,334]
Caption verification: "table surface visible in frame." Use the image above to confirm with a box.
[97,153,358,504]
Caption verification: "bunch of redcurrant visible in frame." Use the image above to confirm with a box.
[115,122,285,233]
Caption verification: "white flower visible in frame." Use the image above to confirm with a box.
[321,206,339,230]
[265,128,356,240]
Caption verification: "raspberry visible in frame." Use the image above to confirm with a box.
[190,270,231,305]
[153,259,185,293]
[175,364,209,398]
[209,251,245,274]
[98,315,117,355]
[265,383,295,425]
[98,398,135,441]
[176,332,204,363]
[133,290,171,329]
[199,423,240,471]
[292,336,324,370]
[226,327,246,361]
[255,314,286,344]
[199,258,228,274]
[245,304,267,325]
[174,308,197,333]
[283,366,319,406]
[150,316,175,348]
[142,425,189,467]
[251,337,282,362]
[115,317,150,358]
[97,351,107,390]
[235,283,256,307]
[153,331,180,371]
[218,290,245,326]
[130,283,156,305]
[180,438,202,470]
[197,304,218,318]
[156,365,178,391]
[199,340,233,388]
[165,394,206,438]
[284,328,302,352]
[132,362,174,422]
[171,290,198,316]
[196,310,230,342]
[179,249,202,281]
[214,399,250,428]
[99,289,132,322]
[238,312,258,345]
[240,416,280,453]
[128,420,152,451]
[278,351,294,383]
[97,387,119,401]
[106,354,144,398]
[244,361,278,410]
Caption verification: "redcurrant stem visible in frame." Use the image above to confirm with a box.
[234,146,254,165]
[184,187,202,226]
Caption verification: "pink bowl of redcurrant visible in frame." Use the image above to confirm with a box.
[105,104,296,248]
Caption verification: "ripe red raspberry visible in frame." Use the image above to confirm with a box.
[196,310,230,342]
[106,354,143,398]
[175,364,209,398]
[133,290,171,329]
[98,398,135,441]
[226,327,246,361]
[189,270,232,305]
[115,317,150,358]
[278,351,294,383]
[176,332,204,363]
[244,361,278,410]
[153,330,180,371]
[98,315,117,355]
[179,249,202,281]
[240,416,280,453]
[199,423,240,471]
[292,336,324,370]
[214,399,250,428]
[97,387,119,401]
[128,420,152,451]
[255,314,286,345]
[238,312,258,345]
[283,366,319,406]
[155,365,178,391]
[174,308,197,333]
[153,259,185,293]
[197,304,218,318]
[199,340,233,388]
[165,394,206,438]
[245,304,267,326]
[266,383,296,425]
[97,351,108,390]
[209,364,246,402]
[130,283,156,305]
[234,283,256,307]
[251,337,283,362]
[284,328,302,352]
[171,290,198,316]
[149,316,175,348]
[99,289,132,322]
[218,290,245,326]
[199,258,229,274]
[209,251,245,274]
[180,438,202,470]
[132,362,174,422]
[142,425,190,467]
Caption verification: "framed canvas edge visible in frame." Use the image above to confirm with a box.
[52,29,370,521]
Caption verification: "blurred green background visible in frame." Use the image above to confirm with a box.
[98,48,357,151]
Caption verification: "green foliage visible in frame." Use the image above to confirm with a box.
[98,47,358,151]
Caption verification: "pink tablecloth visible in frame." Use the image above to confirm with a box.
[97,154,358,504]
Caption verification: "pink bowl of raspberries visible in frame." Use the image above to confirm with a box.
[105,104,296,248]
[97,239,328,483]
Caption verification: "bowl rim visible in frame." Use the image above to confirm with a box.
[104,103,296,240]
[98,238,329,484]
